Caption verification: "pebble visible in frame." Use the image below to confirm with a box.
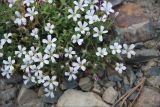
[102,87,118,104]
[79,77,93,91]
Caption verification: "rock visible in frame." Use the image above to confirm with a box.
[0,87,17,102]
[5,75,23,84]
[18,99,43,107]
[57,89,110,107]
[92,81,103,95]
[147,76,160,88]
[114,3,156,44]
[17,86,38,105]
[141,60,157,72]
[102,87,118,104]
[104,81,116,88]
[126,49,160,63]
[1,103,15,107]
[79,77,93,91]
[110,0,124,7]
[134,87,160,107]
[127,68,136,85]
[108,75,122,82]
[144,40,158,49]
[0,79,6,90]
[60,79,78,90]
[148,67,160,76]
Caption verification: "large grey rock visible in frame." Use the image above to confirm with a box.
[57,89,110,107]
[18,99,43,107]
[79,77,93,91]
[126,49,160,63]
[17,86,38,105]
[102,87,118,104]
[0,87,17,102]
[114,3,156,44]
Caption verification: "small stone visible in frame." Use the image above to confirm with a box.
[57,89,110,107]
[38,87,44,97]
[148,67,160,76]
[79,77,93,91]
[108,75,122,82]
[104,81,116,88]
[147,76,160,88]
[141,60,157,72]
[134,87,160,107]
[17,86,38,105]
[127,69,136,86]
[136,72,143,78]
[60,79,78,90]
[102,87,118,104]
[0,87,17,102]
[114,3,156,44]
[92,81,103,95]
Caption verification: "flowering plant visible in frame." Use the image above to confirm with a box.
[0,0,135,98]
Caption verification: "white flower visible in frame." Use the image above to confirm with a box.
[14,11,26,26]
[115,63,126,73]
[65,67,78,81]
[75,21,89,34]
[74,0,88,11]
[84,0,98,10]
[44,23,55,34]
[72,57,87,71]
[25,7,38,21]
[71,34,83,45]
[44,88,55,98]
[101,1,114,15]
[1,33,12,45]
[3,56,15,71]
[93,26,108,42]
[44,48,59,63]
[96,47,108,57]
[122,44,136,58]
[0,52,3,57]
[30,65,43,77]
[33,53,49,68]
[85,10,98,24]
[43,76,59,90]
[8,0,17,8]
[110,42,122,54]
[21,56,33,73]
[48,0,53,4]
[99,14,108,22]
[37,75,45,84]
[23,0,35,6]
[42,35,57,49]
[23,74,36,85]
[15,45,26,58]
[31,28,39,39]
[1,65,13,79]
[68,8,81,22]
[64,47,76,59]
